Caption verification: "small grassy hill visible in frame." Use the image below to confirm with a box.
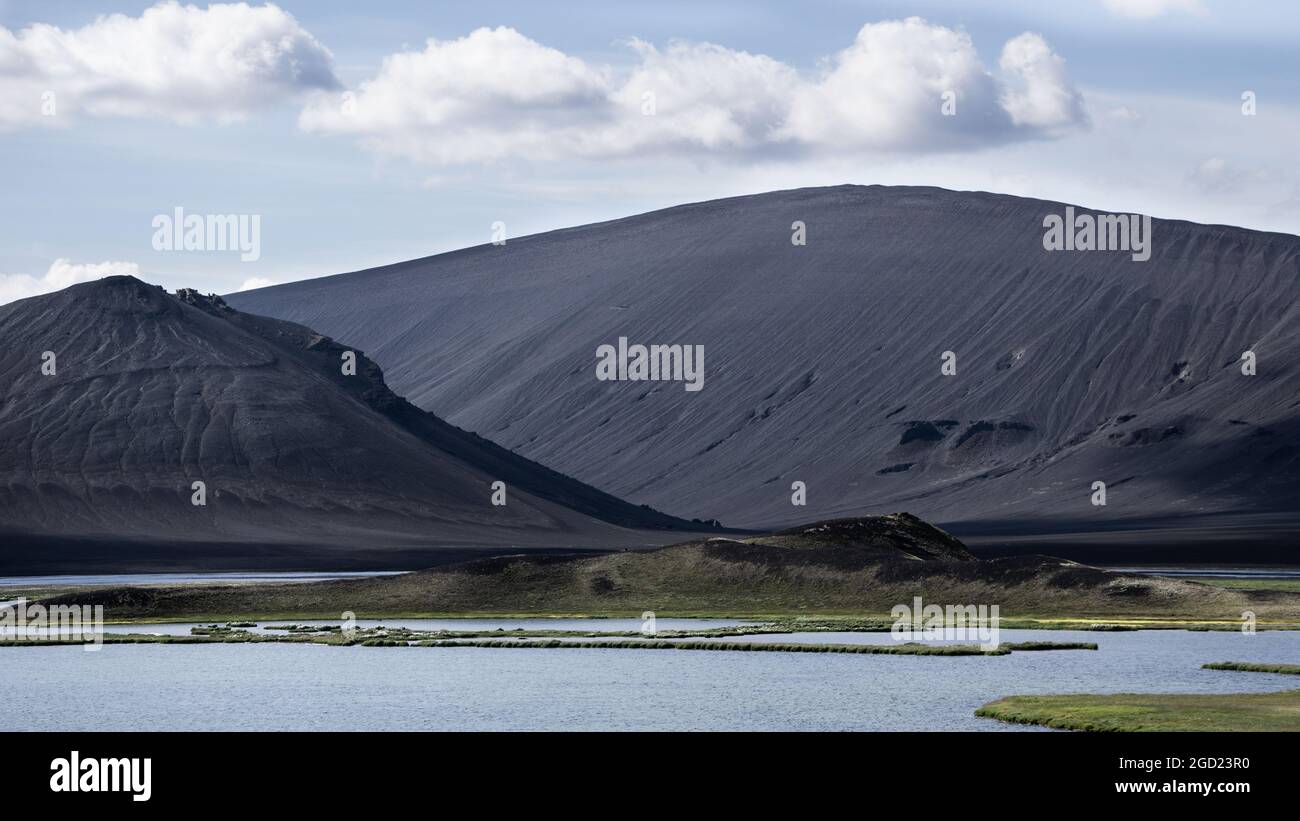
[38,514,1300,622]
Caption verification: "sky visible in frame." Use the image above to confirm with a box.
[1,0,1298,302]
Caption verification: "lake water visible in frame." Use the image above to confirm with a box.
[1105,566,1300,579]
[0,571,407,587]
[1,625,1296,731]
[80,618,752,636]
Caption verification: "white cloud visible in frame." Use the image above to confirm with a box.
[783,18,1005,149]
[1099,104,1144,125]
[236,276,277,292]
[607,39,800,153]
[0,259,142,305]
[299,26,607,164]
[301,19,1087,165]
[1099,0,1207,19]
[0,1,338,129]
[1186,157,1271,194]
[998,33,1089,133]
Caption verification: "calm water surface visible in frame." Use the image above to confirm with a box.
[1,627,1295,731]
[1105,567,1300,579]
[0,571,406,587]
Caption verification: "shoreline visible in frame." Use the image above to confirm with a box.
[6,609,1300,631]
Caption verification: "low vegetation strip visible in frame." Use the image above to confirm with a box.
[0,633,301,646]
[4,630,1095,655]
[975,691,1300,732]
[417,638,1009,655]
[1203,661,1300,675]
[1002,641,1097,651]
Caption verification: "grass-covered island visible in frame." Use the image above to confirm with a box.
[1203,661,1300,675]
[976,690,1300,732]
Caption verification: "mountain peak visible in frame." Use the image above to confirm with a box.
[0,276,709,571]
[173,287,233,315]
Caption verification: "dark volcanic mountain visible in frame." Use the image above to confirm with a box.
[0,277,711,572]
[228,185,1300,558]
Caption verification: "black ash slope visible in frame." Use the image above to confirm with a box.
[228,185,1300,559]
[0,277,715,573]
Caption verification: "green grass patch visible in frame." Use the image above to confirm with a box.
[1203,661,1300,675]
[976,690,1300,732]
[1002,641,1098,651]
